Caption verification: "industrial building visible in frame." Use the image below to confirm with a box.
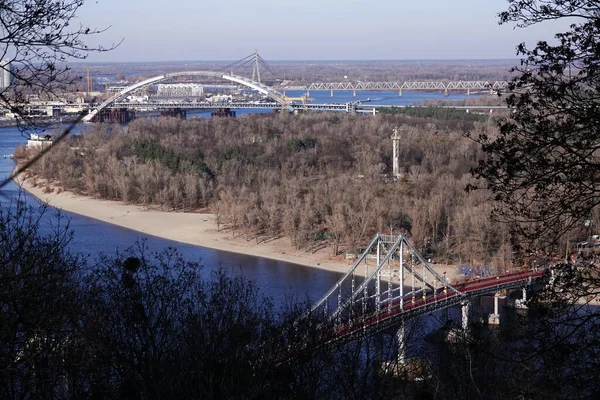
[156,83,204,97]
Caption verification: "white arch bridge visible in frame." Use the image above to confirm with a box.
[83,71,293,122]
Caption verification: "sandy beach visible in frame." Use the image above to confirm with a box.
[16,177,460,281]
[17,177,356,273]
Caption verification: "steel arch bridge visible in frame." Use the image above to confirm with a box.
[83,71,292,122]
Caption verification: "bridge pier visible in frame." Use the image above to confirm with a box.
[467,88,470,96]
[444,88,449,97]
[330,89,334,97]
[488,293,501,325]
[353,89,356,97]
[397,324,406,365]
[461,301,471,331]
[306,90,310,97]
[398,89,402,97]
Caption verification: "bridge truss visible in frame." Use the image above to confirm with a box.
[305,81,509,91]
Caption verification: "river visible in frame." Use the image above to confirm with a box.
[0,90,475,307]
[0,126,346,307]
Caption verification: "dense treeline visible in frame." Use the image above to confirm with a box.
[378,106,489,121]
[26,112,511,268]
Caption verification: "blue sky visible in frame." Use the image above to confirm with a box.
[76,0,570,61]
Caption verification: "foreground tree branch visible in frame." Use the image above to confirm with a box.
[471,0,600,247]
[0,0,120,128]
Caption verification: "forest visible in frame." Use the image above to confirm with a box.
[20,110,528,271]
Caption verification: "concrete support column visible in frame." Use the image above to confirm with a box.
[494,294,499,315]
[444,88,449,97]
[489,294,501,325]
[353,89,356,97]
[398,89,402,97]
[330,89,334,97]
[467,88,470,96]
[461,301,471,330]
[397,324,406,365]
[306,90,310,97]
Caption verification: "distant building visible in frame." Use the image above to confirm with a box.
[0,60,13,90]
[106,86,128,95]
[126,95,149,103]
[157,83,203,97]
[206,94,232,103]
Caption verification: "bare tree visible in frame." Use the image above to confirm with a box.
[0,0,120,124]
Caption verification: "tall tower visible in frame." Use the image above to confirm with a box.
[251,49,261,84]
[0,60,12,90]
[86,68,92,94]
[392,126,401,178]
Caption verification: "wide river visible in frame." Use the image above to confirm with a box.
[0,91,474,307]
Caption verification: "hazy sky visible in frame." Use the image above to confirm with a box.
[76,0,569,61]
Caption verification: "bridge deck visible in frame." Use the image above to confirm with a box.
[323,269,545,344]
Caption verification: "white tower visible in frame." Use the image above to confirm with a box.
[392,126,402,178]
[0,60,12,90]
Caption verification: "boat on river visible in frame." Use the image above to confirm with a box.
[26,133,53,150]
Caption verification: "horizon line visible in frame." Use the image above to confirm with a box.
[66,57,521,65]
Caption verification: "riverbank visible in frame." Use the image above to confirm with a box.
[17,177,460,281]
[17,177,357,274]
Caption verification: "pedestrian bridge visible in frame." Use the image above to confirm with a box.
[307,233,546,344]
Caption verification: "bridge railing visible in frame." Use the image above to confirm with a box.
[323,268,546,344]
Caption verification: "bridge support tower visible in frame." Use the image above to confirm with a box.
[467,88,470,96]
[461,300,471,330]
[398,89,402,97]
[444,88,449,97]
[330,89,334,97]
[353,89,356,97]
[397,324,406,365]
[488,293,501,325]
